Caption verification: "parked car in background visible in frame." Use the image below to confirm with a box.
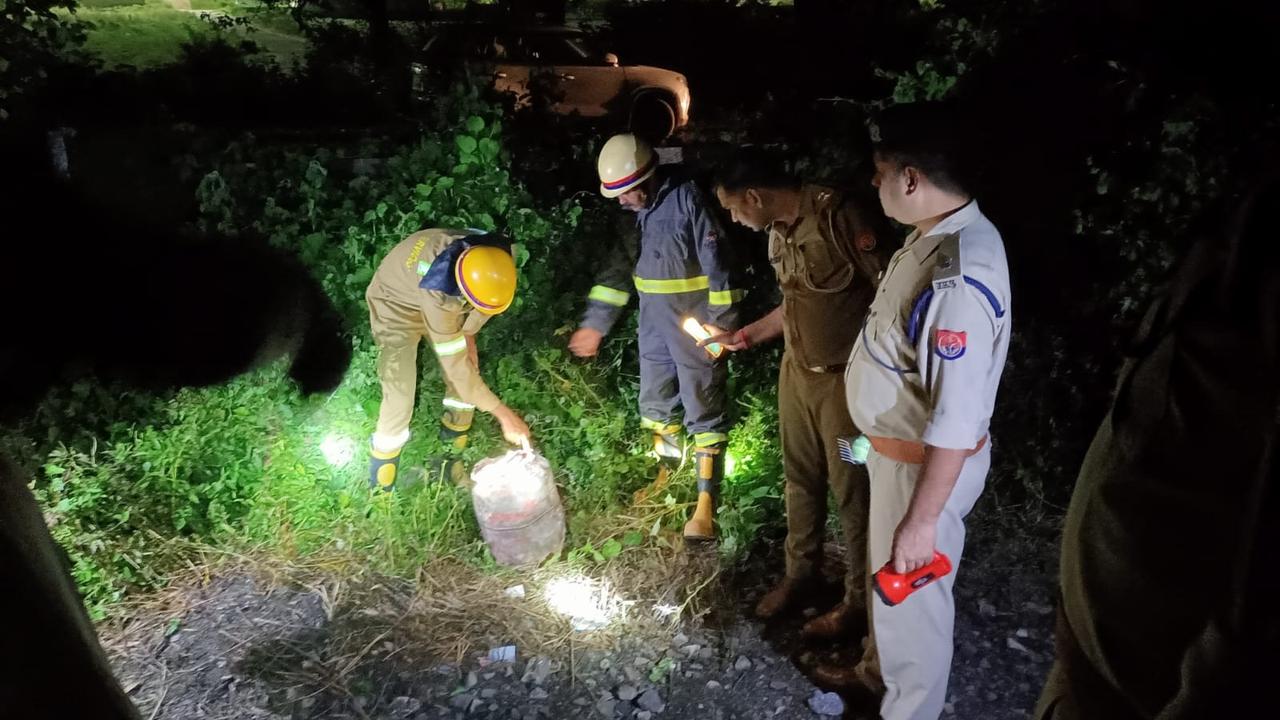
[410,24,691,140]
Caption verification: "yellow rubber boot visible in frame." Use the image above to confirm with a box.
[439,417,471,452]
[683,443,724,542]
[369,445,401,491]
[683,490,717,541]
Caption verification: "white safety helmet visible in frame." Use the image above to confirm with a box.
[597,133,657,198]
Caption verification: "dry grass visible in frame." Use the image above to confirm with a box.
[101,531,732,696]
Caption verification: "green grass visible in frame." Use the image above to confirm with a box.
[71,1,209,68]
[79,0,146,8]
[65,0,307,69]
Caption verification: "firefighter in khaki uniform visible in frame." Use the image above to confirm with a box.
[840,104,1011,719]
[366,228,531,490]
[708,150,894,641]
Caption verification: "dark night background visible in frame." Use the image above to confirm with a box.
[1,1,1277,718]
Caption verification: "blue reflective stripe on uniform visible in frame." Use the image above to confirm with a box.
[908,287,935,345]
[859,316,917,376]
[433,336,468,356]
[907,275,1004,346]
[588,285,631,306]
[964,276,1007,318]
[708,288,745,305]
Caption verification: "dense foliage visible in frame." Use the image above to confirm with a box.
[3,0,1275,617]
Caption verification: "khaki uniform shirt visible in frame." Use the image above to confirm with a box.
[367,229,498,412]
[769,185,893,369]
[844,201,1011,449]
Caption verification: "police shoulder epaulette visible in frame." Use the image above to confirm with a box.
[931,234,962,292]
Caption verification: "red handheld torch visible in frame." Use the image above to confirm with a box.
[873,552,952,606]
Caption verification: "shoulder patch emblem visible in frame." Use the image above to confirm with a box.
[935,329,967,360]
[856,233,877,252]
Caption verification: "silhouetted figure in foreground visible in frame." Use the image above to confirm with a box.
[1036,173,1279,719]
[0,170,352,719]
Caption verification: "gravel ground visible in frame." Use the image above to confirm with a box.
[106,515,1059,720]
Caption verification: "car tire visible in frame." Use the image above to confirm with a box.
[629,92,677,143]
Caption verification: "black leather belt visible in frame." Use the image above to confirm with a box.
[806,363,848,374]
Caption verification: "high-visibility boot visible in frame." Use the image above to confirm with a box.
[683,442,725,541]
[439,403,473,451]
[369,431,410,492]
[634,427,682,505]
[435,412,472,486]
[369,444,402,491]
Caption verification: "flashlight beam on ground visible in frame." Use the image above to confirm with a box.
[544,575,626,631]
[320,434,355,467]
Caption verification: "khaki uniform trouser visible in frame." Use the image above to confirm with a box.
[368,293,472,442]
[1034,602,1140,720]
[866,442,989,720]
[780,354,869,608]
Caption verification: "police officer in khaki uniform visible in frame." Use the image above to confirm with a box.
[366,228,532,490]
[1034,176,1280,719]
[710,150,894,637]
[839,104,1012,719]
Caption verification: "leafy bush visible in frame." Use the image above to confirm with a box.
[19,0,1277,618]
[0,0,86,120]
[24,82,789,615]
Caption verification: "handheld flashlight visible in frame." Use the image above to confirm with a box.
[681,318,723,358]
[873,552,952,606]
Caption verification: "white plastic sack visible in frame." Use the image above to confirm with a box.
[470,449,565,567]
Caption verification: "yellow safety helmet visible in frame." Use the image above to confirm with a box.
[597,133,657,198]
[455,245,517,315]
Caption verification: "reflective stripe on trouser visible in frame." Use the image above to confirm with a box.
[650,427,683,465]
[866,442,989,720]
[368,293,423,438]
[779,354,869,608]
[636,294,729,439]
[441,389,475,435]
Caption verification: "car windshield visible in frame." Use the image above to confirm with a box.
[510,33,591,64]
[423,27,606,66]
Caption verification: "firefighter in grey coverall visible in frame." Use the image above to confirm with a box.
[568,134,745,541]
